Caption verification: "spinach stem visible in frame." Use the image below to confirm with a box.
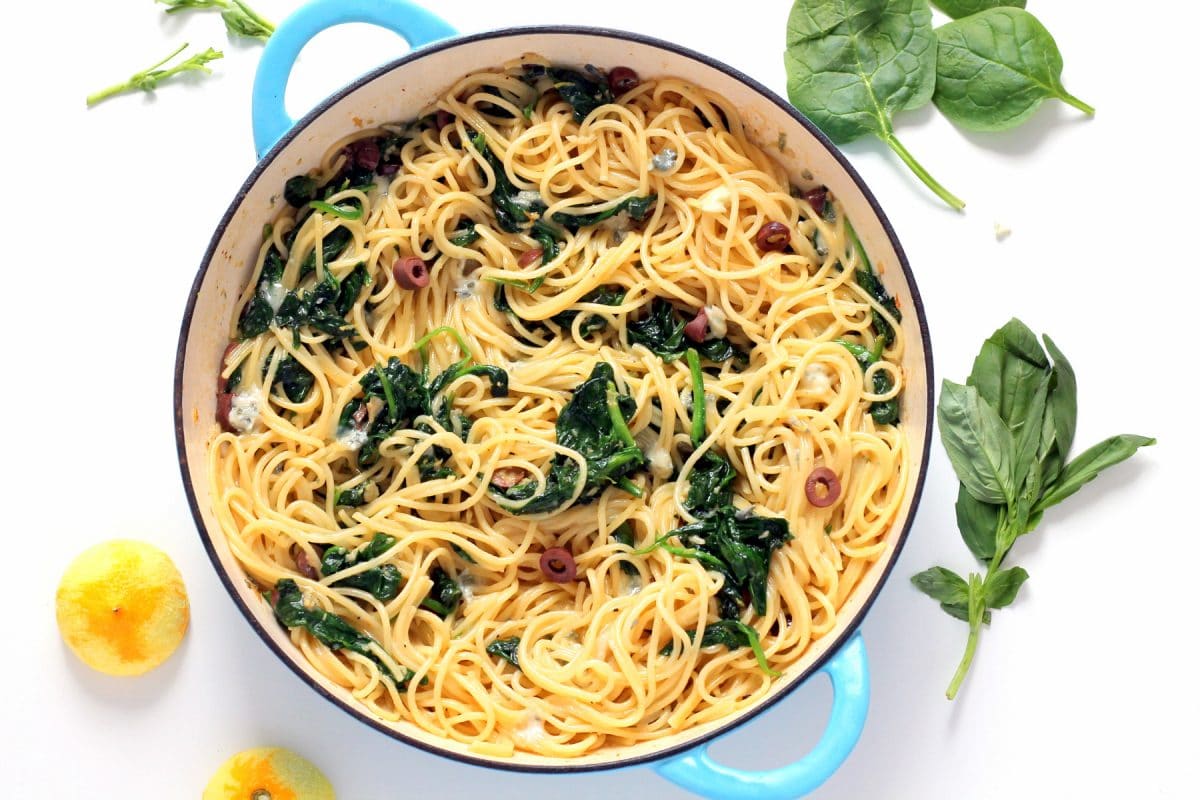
[605,384,639,450]
[415,326,471,356]
[685,348,706,447]
[373,363,398,421]
[617,476,644,498]
[882,133,966,211]
[1058,91,1095,116]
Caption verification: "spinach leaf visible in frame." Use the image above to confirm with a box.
[238,254,368,344]
[298,227,353,280]
[661,620,779,677]
[836,337,901,425]
[284,175,317,208]
[784,0,964,210]
[661,506,792,617]
[492,362,646,514]
[334,481,371,507]
[470,132,545,233]
[627,299,742,363]
[320,533,402,601]
[931,0,1023,17]
[420,567,462,618]
[270,578,412,686]
[238,251,284,339]
[548,286,625,336]
[551,194,657,232]
[448,224,480,247]
[524,64,613,122]
[612,522,640,577]
[1034,434,1156,513]
[937,380,1015,505]
[846,221,902,346]
[271,355,314,403]
[486,637,521,670]
[933,7,1094,131]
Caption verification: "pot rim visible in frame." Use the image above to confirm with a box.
[173,23,935,774]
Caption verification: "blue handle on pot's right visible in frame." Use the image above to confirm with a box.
[654,633,869,800]
[251,0,456,158]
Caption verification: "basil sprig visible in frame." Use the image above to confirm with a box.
[914,319,1154,699]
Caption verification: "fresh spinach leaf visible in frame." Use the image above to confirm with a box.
[270,578,412,686]
[933,7,1094,131]
[931,0,1023,18]
[784,0,964,209]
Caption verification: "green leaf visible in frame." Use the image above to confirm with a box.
[954,485,1001,562]
[86,43,224,107]
[1040,334,1077,484]
[486,637,521,670]
[1035,435,1156,512]
[931,0,1024,19]
[968,318,1048,432]
[933,8,1094,132]
[937,380,1016,505]
[982,566,1028,609]
[1011,372,1052,497]
[784,0,964,209]
[911,567,969,606]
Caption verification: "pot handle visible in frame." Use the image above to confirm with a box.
[251,0,457,158]
[653,632,869,800]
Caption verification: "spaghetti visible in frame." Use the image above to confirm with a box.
[207,55,907,758]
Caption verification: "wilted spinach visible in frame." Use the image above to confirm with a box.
[491,362,645,514]
[914,319,1154,699]
[627,299,742,364]
[270,578,413,686]
[836,338,900,425]
[320,533,401,601]
[420,567,463,618]
[486,637,522,669]
[659,619,780,677]
[523,64,613,122]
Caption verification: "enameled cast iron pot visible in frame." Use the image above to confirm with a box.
[174,1,934,796]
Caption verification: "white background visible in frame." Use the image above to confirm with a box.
[2,1,1196,798]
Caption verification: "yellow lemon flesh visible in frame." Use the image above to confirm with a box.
[204,747,336,800]
[55,539,189,676]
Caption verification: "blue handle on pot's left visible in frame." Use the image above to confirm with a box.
[251,0,456,158]
[655,633,869,800]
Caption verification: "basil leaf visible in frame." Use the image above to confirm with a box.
[954,486,1001,562]
[1012,372,1052,496]
[968,318,1047,431]
[784,0,964,209]
[931,0,1024,18]
[1040,334,1077,485]
[911,566,969,606]
[937,380,1015,505]
[1034,435,1156,513]
[933,8,1094,132]
[982,566,1028,610]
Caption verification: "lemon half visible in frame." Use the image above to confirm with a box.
[55,539,189,676]
[204,747,335,800]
